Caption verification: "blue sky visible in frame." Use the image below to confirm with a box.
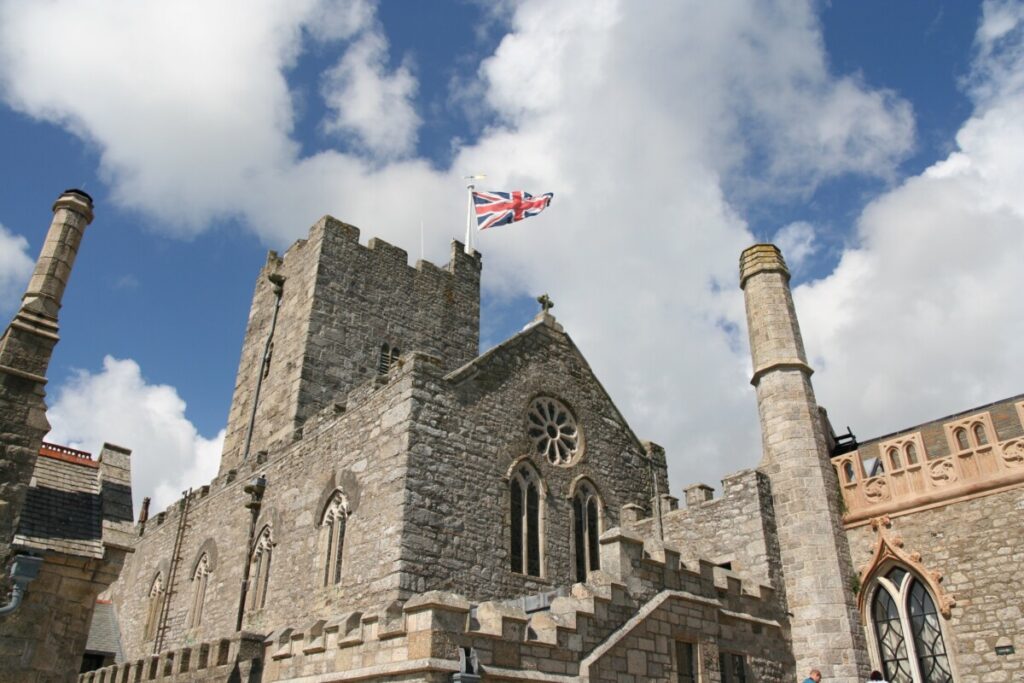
[2,0,1023,512]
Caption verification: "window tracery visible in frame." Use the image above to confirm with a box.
[248,526,273,610]
[189,554,210,628]
[572,480,602,582]
[870,567,954,683]
[510,463,544,577]
[321,491,349,587]
[527,397,582,466]
[144,573,165,641]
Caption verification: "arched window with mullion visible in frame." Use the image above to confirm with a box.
[509,463,543,577]
[870,566,953,683]
[188,555,211,628]
[248,527,273,611]
[572,480,602,582]
[144,573,165,641]
[321,491,349,587]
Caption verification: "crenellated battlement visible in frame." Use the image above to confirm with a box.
[90,525,788,683]
[138,528,786,683]
[79,631,264,683]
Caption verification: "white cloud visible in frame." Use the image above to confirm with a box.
[322,32,420,159]
[795,0,1024,444]
[1,0,930,496]
[45,356,223,516]
[0,223,34,313]
[772,221,818,271]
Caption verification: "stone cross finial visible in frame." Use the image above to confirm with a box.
[537,294,554,313]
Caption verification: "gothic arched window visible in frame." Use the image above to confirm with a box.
[321,492,349,586]
[904,442,919,465]
[144,573,165,641]
[572,480,602,582]
[869,566,954,683]
[189,554,211,628]
[248,526,273,610]
[510,463,543,577]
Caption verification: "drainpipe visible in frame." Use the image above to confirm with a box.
[242,273,285,462]
[0,555,43,616]
[235,475,266,631]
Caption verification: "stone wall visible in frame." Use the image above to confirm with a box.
[846,486,1024,683]
[92,528,789,683]
[110,314,670,665]
[397,315,665,603]
[2,551,128,683]
[220,217,480,473]
[112,363,421,660]
[633,469,783,595]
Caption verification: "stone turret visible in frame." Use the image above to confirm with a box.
[739,244,868,682]
[0,189,94,569]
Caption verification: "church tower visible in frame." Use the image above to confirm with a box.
[218,216,481,473]
[740,244,869,683]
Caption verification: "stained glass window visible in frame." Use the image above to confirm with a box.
[870,567,954,683]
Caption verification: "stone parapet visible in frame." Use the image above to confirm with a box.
[836,396,1024,525]
[79,631,264,683]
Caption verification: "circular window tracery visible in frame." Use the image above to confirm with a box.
[527,397,582,466]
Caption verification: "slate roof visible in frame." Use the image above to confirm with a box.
[12,444,105,559]
[85,601,123,660]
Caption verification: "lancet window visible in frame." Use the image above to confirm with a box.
[188,554,211,628]
[321,491,349,586]
[572,480,602,582]
[510,463,543,577]
[144,573,165,641]
[869,566,954,683]
[248,526,273,610]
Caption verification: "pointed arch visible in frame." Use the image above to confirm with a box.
[320,489,349,586]
[144,572,165,641]
[857,516,955,619]
[248,525,274,611]
[570,477,603,582]
[509,459,545,577]
[859,517,957,683]
[188,553,211,628]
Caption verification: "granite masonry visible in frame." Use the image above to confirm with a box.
[2,192,1021,683]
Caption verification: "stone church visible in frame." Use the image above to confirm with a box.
[1,192,1022,683]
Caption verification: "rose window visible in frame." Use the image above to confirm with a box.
[527,397,582,465]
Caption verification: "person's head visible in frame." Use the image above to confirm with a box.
[869,672,883,681]
[808,670,822,682]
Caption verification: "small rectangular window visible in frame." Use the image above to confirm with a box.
[675,641,698,683]
[719,652,746,683]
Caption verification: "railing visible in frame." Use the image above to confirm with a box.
[39,441,95,462]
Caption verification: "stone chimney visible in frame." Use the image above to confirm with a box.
[739,244,869,682]
[0,189,95,574]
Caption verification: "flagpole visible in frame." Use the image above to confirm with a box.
[464,174,485,255]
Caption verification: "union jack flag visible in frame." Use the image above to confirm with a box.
[472,190,554,230]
